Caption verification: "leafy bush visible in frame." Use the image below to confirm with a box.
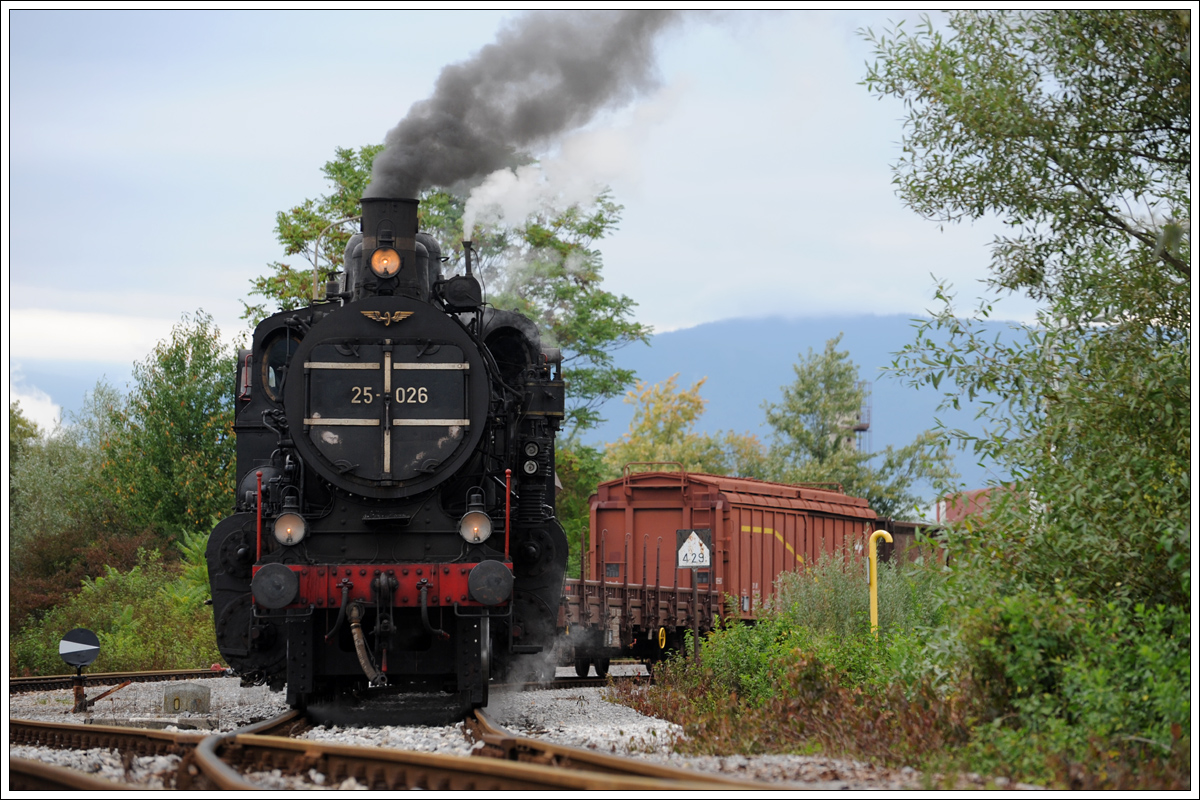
[10,547,220,676]
[957,591,1190,773]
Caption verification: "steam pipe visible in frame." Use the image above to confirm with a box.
[325,582,351,642]
[463,240,474,277]
[348,604,386,685]
[419,580,449,640]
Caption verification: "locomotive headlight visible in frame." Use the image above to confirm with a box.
[459,510,493,544]
[273,512,307,546]
[370,248,401,278]
[459,487,492,544]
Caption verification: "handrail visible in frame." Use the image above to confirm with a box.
[622,462,687,488]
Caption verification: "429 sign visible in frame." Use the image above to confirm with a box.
[676,528,712,569]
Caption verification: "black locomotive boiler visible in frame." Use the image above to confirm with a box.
[206,197,568,709]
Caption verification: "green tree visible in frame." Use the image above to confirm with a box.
[862,9,1189,605]
[860,10,1190,770]
[762,336,957,519]
[9,402,41,473]
[99,312,238,538]
[10,548,221,676]
[242,144,383,322]
[604,374,767,478]
[488,193,651,436]
[862,11,1189,322]
[10,384,158,629]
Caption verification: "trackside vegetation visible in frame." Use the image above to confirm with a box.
[11,535,220,675]
[612,9,1190,789]
[609,553,1189,789]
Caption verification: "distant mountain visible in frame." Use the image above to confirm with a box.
[583,314,1015,494]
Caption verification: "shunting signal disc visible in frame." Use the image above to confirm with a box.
[59,628,100,668]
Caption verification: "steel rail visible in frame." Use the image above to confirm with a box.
[468,709,765,788]
[10,717,207,754]
[9,756,152,791]
[10,668,229,694]
[190,710,306,790]
[212,732,730,791]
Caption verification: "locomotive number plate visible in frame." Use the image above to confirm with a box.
[303,342,471,482]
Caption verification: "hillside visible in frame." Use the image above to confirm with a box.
[585,313,1013,497]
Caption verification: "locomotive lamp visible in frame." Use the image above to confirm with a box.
[273,499,307,546]
[459,488,492,544]
[370,247,401,278]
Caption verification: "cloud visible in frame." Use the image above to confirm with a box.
[10,309,179,363]
[9,308,246,364]
[10,380,62,433]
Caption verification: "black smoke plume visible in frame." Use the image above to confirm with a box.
[365,10,682,199]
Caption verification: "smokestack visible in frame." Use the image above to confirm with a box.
[357,198,425,301]
[365,11,683,199]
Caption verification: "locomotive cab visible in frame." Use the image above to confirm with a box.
[207,196,567,709]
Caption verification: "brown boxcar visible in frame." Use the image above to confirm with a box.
[559,465,880,676]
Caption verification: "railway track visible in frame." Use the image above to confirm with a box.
[466,708,761,787]
[9,668,230,694]
[10,703,762,791]
[9,668,625,695]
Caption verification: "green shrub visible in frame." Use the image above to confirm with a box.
[958,591,1190,772]
[651,555,948,710]
[10,547,220,676]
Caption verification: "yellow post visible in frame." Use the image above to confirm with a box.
[869,530,893,638]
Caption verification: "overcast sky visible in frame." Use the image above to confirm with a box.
[6,9,1036,432]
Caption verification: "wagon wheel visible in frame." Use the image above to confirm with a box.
[574,658,590,678]
[594,658,610,679]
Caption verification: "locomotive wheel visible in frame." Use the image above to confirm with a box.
[574,658,590,678]
[594,658,610,679]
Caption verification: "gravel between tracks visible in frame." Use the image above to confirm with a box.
[8,667,1035,789]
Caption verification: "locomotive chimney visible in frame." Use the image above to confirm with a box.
[356,197,426,301]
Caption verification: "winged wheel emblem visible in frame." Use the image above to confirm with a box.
[361,311,414,326]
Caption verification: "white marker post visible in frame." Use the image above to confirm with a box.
[676,529,712,664]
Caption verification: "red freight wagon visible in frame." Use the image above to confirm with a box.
[560,465,879,676]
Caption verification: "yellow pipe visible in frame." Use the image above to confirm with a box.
[868,530,893,638]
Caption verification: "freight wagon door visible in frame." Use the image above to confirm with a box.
[588,474,710,594]
[728,504,811,619]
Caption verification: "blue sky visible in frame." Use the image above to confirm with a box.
[6,9,1035,432]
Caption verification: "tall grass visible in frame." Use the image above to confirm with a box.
[772,552,945,636]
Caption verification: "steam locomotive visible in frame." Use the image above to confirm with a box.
[206,197,568,709]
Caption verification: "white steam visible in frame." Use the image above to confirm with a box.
[462,86,681,240]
